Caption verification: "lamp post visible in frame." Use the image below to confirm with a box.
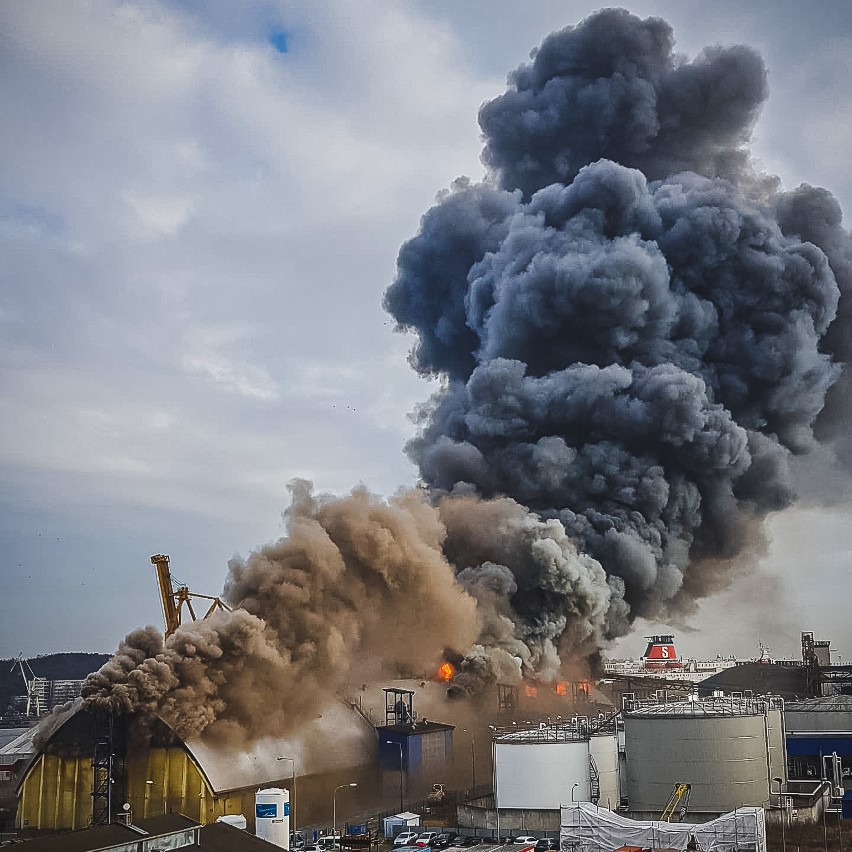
[333,782,357,847]
[772,777,786,852]
[277,756,297,834]
[571,783,579,803]
[386,741,404,813]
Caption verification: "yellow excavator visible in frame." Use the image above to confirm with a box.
[151,553,231,638]
[660,783,691,822]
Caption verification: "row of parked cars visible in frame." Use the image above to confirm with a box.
[393,832,558,850]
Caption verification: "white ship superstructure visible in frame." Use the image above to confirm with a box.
[602,635,740,683]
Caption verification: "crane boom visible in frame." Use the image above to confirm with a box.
[151,554,181,637]
[661,783,691,822]
[150,553,231,638]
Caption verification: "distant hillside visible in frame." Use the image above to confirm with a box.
[1,652,110,714]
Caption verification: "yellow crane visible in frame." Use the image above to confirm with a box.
[150,554,231,638]
[660,783,691,822]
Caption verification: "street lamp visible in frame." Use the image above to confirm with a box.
[277,756,297,834]
[772,777,786,852]
[333,782,358,847]
[386,741,404,813]
[571,783,579,803]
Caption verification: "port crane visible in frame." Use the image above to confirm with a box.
[660,783,691,822]
[150,554,231,638]
[10,654,45,717]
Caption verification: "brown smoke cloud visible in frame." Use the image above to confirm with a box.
[83,481,480,739]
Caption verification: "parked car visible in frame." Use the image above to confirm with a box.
[415,833,441,847]
[513,837,538,846]
[432,833,459,848]
[535,839,558,851]
[395,833,421,847]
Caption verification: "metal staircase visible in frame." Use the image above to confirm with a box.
[588,755,600,804]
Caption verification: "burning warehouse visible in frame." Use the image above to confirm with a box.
[16,4,852,835]
[16,700,376,832]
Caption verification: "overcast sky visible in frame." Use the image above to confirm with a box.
[2,0,851,664]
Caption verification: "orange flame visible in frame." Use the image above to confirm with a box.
[438,662,455,682]
[524,684,537,698]
[555,682,567,696]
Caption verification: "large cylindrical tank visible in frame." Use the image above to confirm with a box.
[624,702,772,814]
[589,733,619,810]
[256,787,290,848]
[495,737,590,809]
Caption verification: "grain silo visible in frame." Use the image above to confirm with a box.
[623,696,786,818]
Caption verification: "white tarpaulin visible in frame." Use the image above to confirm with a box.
[692,808,766,852]
[560,803,766,852]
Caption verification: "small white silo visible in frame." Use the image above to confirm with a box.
[589,732,620,809]
[494,728,591,809]
[256,787,290,848]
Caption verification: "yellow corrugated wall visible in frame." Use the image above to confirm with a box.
[17,746,251,830]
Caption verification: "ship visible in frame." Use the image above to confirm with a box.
[602,634,741,683]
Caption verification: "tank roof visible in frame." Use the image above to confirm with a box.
[495,727,588,743]
[786,695,852,712]
[625,697,772,718]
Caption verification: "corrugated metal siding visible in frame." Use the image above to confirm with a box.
[17,746,252,830]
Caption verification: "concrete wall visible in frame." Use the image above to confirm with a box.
[457,801,560,833]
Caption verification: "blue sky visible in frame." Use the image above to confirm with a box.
[1,0,851,662]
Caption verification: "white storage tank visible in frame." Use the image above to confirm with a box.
[256,787,290,848]
[624,698,775,814]
[495,729,591,809]
[589,732,620,809]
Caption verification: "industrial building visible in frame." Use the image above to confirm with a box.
[377,687,455,805]
[785,695,852,781]
[15,701,375,832]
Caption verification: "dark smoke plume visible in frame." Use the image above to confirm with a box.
[84,8,852,730]
[384,8,852,689]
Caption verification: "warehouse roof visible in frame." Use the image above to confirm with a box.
[697,662,807,698]
[15,815,288,850]
[24,699,374,796]
[0,724,38,764]
[14,813,198,851]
